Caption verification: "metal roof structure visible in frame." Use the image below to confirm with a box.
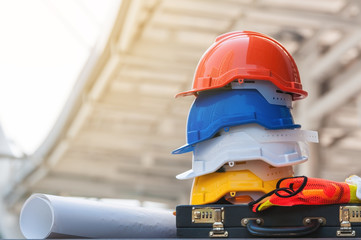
[2,0,361,237]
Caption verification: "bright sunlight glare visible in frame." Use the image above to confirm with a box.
[0,0,121,154]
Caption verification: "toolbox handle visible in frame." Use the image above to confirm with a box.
[246,219,321,237]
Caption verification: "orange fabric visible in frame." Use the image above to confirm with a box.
[250,176,351,212]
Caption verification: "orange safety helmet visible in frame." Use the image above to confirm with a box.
[176,31,307,100]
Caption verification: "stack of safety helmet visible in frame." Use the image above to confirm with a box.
[172,31,318,205]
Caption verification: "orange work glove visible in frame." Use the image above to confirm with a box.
[249,176,361,212]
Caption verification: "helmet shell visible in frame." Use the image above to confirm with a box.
[176,31,307,100]
[176,124,317,180]
[172,89,301,154]
[190,167,293,205]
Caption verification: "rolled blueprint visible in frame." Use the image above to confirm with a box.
[20,194,176,239]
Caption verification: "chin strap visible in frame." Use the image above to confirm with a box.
[249,176,361,212]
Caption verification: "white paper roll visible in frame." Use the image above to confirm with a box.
[20,194,176,239]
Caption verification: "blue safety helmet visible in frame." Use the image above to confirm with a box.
[172,89,300,154]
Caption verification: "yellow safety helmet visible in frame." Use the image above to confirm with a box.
[190,169,293,205]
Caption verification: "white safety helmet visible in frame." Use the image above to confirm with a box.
[177,124,318,180]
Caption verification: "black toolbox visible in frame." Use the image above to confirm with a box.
[176,204,361,238]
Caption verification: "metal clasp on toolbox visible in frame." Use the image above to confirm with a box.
[337,206,361,237]
[192,207,228,238]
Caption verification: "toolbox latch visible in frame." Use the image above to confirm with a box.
[337,206,356,237]
[209,208,228,238]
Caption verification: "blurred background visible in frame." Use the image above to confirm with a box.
[1,0,361,238]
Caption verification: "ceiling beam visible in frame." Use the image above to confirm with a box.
[308,67,361,122]
[117,0,143,52]
[306,31,361,84]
